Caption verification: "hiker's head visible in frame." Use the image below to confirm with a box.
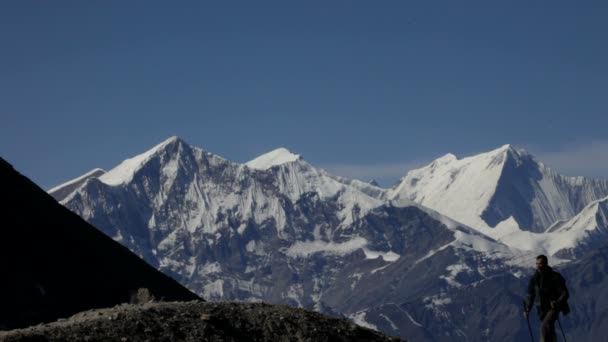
[536,254,548,272]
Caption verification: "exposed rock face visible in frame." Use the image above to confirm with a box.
[0,158,200,330]
[0,301,405,342]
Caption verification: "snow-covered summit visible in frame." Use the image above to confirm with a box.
[246,148,301,170]
[388,144,518,231]
[433,152,458,164]
[388,144,608,235]
[98,136,184,186]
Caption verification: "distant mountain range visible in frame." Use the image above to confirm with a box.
[1,157,401,341]
[47,137,608,341]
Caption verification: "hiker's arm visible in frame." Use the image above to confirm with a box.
[556,276,569,306]
[525,277,535,312]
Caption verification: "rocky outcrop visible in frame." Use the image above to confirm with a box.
[0,301,404,342]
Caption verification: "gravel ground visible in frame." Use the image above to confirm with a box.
[0,301,405,342]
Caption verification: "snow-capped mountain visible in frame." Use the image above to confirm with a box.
[50,137,608,341]
[389,144,608,235]
[57,137,405,278]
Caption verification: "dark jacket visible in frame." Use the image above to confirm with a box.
[525,266,570,316]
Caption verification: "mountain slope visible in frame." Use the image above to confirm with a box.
[550,196,608,258]
[0,158,200,330]
[558,243,608,342]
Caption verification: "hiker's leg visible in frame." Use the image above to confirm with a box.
[538,311,547,342]
[540,310,559,342]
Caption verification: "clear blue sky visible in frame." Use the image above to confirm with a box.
[2,1,607,189]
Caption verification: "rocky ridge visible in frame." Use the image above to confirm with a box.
[0,301,404,342]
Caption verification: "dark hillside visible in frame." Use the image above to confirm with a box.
[0,158,200,330]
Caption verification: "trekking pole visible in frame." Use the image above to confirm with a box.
[523,300,535,342]
[557,317,567,342]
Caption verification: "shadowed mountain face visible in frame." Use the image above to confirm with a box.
[481,149,608,232]
[558,244,608,342]
[0,158,200,330]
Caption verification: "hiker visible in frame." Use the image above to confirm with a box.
[524,255,570,342]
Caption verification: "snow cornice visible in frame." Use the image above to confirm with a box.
[246,148,302,170]
[48,168,107,193]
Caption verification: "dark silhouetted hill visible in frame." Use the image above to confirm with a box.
[0,158,200,330]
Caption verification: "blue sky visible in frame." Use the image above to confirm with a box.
[1,1,607,188]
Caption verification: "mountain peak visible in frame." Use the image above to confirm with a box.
[388,143,540,232]
[486,144,516,156]
[98,136,187,186]
[477,144,531,169]
[491,144,530,158]
[435,153,458,163]
[156,135,184,149]
[246,148,301,170]
[369,179,380,187]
